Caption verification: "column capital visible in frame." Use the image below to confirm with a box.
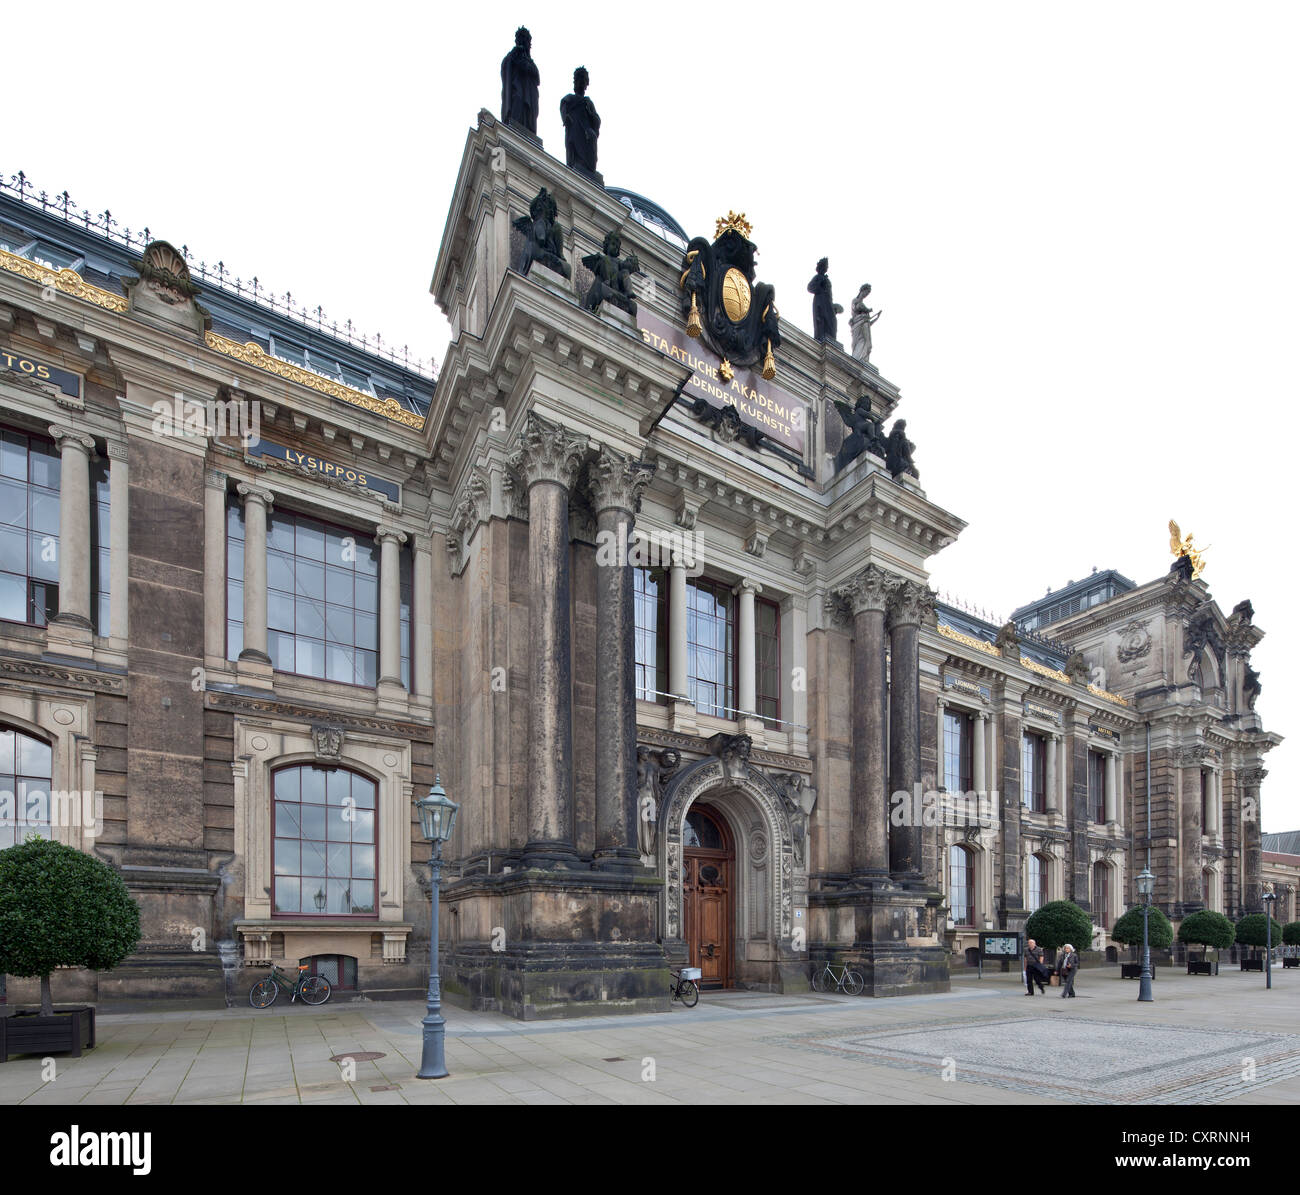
[205,468,228,491]
[588,443,655,514]
[829,562,892,622]
[510,411,588,491]
[104,437,129,462]
[887,577,936,630]
[236,481,275,509]
[48,425,96,456]
[375,525,409,547]
[733,578,763,598]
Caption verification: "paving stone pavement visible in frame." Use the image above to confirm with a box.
[1,966,1296,1105]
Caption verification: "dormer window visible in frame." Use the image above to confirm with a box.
[0,235,84,272]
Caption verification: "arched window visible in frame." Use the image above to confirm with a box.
[0,726,53,846]
[272,765,377,917]
[948,844,974,927]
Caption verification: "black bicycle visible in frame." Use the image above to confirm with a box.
[249,963,332,1008]
[670,966,701,1008]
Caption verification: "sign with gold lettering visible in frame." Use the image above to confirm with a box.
[1,348,81,398]
[248,437,400,503]
[637,308,806,455]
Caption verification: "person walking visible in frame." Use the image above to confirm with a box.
[1058,943,1079,998]
[1024,938,1047,995]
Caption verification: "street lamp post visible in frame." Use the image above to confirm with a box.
[1263,889,1277,991]
[1137,867,1155,1003]
[414,776,460,1080]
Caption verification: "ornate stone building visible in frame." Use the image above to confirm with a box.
[0,103,1280,1016]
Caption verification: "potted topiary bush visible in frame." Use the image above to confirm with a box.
[0,837,140,1061]
[1283,922,1300,968]
[1110,904,1173,979]
[1235,913,1283,972]
[1177,910,1234,975]
[1025,900,1094,981]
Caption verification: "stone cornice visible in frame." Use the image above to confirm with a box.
[204,688,434,739]
[0,653,126,693]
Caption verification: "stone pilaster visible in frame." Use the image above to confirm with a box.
[48,426,97,644]
[1000,706,1023,918]
[203,470,227,666]
[235,482,274,667]
[413,533,434,700]
[887,577,932,880]
[588,444,654,870]
[376,525,408,687]
[1045,733,1059,813]
[1241,765,1266,911]
[510,413,588,866]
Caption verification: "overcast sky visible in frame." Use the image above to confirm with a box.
[8,2,1297,829]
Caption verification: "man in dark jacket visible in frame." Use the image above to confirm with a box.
[1024,938,1047,995]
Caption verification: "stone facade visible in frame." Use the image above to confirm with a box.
[0,109,1281,1017]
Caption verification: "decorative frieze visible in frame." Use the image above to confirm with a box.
[1024,700,1062,726]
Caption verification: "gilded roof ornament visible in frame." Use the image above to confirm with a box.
[714,211,753,240]
[1169,519,1208,579]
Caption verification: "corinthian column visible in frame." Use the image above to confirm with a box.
[1241,765,1266,912]
[49,426,97,631]
[589,444,654,870]
[888,577,934,879]
[510,413,588,866]
[236,482,274,664]
[831,565,891,877]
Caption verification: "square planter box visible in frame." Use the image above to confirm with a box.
[0,1007,96,1062]
[1187,958,1218,975]
[1121,963,1157,980]
[1283,958,1299,969]
[1241,958,1264,972]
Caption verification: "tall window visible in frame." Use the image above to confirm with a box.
[91,457,111,635]
[398,549,413,693]
[0,428,60,627]
[948,844,974,926]
[633,567,667,702]
[1027,853,1048,911]
[272,765,376,917]
[943,710,973,792]
[1021,733,1046,813]
[0,726,53,847]
[1088,750,1106,823]
[755,597,780,726]
[228,500,396,688]
[1092,862,1110,928]
[686,577,733,718]
[1201,868,1213,911]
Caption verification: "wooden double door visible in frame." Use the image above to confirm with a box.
[682,805,734,989]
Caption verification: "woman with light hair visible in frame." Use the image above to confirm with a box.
[1058,943,1079,998]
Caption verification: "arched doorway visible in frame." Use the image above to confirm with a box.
[682,805,734,988]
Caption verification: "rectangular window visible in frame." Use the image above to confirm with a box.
[686,577,732,718]
[227,500,382,687]
[0,427,61,629]
[943,710,973,793]
[1021,733,1046,813]
[755,597,780,727]
[1092,865,1110,928]
[1088,750,1106,823]
[90,455,111,636]
[1027,854,1048,912]
[226,494,244,659]
[633,567,667,703]
[399,546,413,694]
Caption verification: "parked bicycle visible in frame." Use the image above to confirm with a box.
[670,966,701,1008]
[811,960,865,995]
[249,963,332,1008]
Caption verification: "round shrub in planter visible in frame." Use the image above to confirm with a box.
[1024,900,1094,956]
[1283,921,1300,946]
[0,837,140,1019]
[1178,910,1234,974]
[1235,913,1284,968]
[1111,904,1173,953]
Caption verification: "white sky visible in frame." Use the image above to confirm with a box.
[7,2,1297,828]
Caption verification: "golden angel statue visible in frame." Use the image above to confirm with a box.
[1169,519,1208,579]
